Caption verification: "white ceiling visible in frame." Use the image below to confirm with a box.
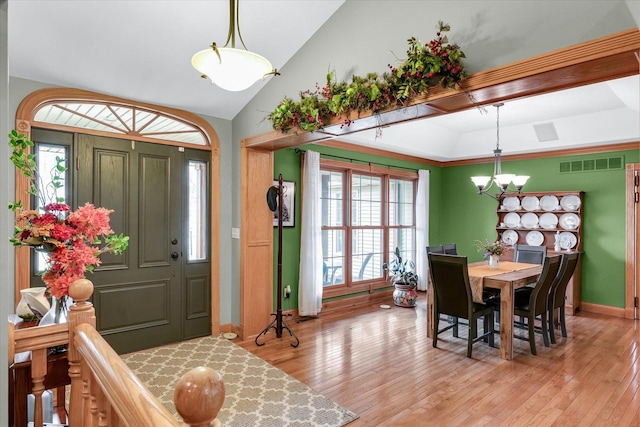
[8,0,345,120]
[8,0,640,161]
[337,75,640,161]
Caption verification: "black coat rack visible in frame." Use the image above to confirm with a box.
[255,173,299,347]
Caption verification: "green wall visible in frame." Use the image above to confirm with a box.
[274,146,637,310]
[441,149,638,308]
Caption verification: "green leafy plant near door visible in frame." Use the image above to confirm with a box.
[268,21,467,133]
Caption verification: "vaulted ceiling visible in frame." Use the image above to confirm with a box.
[8,1,640,161]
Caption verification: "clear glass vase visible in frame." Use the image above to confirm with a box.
[39,295,69,326]
[489,254,500,270]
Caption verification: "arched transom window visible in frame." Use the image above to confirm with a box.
[34,101,207,146]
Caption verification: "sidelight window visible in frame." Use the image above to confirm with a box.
[33,143,69,273]
[187,160,208,261]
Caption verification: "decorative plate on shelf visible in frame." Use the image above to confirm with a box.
[521,196,539,211]
[526,230,544,246]
[504,212,520,228]
[521,212,539,228]
[539,212,559,229]
[559,212,580,230]
[560,194,581,211]
[558,231,577,249]
[502,196,520,211]
[540,195,560,211]
[502,229,519,245]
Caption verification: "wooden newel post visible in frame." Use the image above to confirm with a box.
[67,278,96,426]
[174,366,225,427]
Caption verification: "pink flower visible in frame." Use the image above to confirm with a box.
[67,203,114,240]
[44,203,70,212]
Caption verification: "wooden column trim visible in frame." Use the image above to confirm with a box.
[239,144,274,339]
[626,164,640,319]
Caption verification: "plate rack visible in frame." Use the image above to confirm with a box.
[496,190,584,314]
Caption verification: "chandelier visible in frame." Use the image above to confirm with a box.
[191,0,278,91]
[471,103,529,200]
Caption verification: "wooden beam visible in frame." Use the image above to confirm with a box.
[244,28,640,152]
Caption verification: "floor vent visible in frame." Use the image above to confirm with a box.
[559,156,624,173]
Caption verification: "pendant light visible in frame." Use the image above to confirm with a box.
[191,0,278,91]
[471,103,529,200]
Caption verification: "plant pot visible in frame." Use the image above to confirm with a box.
[393,283,417,307]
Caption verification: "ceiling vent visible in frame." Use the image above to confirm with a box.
[533,122,559,142]
[559,156,624,173]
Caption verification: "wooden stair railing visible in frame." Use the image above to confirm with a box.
[9,279,225,427]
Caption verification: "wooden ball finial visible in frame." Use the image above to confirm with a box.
[68,278,94,303]
[174,366,225,426]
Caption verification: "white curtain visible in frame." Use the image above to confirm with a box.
[415,170,430,291]
[298,150,323,316]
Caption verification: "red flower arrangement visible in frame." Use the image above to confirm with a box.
[9,130,128,298]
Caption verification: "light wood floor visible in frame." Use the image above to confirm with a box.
[238,294,640,426]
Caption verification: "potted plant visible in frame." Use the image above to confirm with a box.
[474,239,507,270]
[383,247,418,307]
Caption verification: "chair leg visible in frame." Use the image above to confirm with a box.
[453,317,459,338]
[488,312,495,347]
[548,306,556,345]
[559,305,567,338]
[528,315,537,355]
[541,313,550,347]
[467,316,478,357]
[467,318,475,358]
[483,314,489,343]
[433,313,439,348]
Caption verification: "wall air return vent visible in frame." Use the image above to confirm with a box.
[559,156,624,173]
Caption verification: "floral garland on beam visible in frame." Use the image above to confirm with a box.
[268,21,466,133]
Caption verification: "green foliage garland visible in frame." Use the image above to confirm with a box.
[268,22,466,133]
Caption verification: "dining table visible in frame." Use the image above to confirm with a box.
[426,260,543,360]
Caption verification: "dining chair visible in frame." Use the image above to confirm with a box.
[514,244,547,264]
[513,255,562,355]
[427,244,461,325]
[426,245,445,255]
[548,252,580,343]
[428,253,495,358]
[442,244,457,255]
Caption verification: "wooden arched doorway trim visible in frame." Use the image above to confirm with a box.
[14,87,222,334]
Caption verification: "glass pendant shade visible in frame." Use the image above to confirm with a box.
[471,176,491,191]
[494,173,515,190]
[192,47,273,91]
[511,175,530,190]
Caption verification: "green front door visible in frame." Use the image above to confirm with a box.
[31,129,211,354]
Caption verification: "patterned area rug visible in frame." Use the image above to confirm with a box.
[121,335,358,427]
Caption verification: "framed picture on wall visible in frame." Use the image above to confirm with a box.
[272,180,295,227]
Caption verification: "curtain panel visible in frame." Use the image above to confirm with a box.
[298,151,323,316]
